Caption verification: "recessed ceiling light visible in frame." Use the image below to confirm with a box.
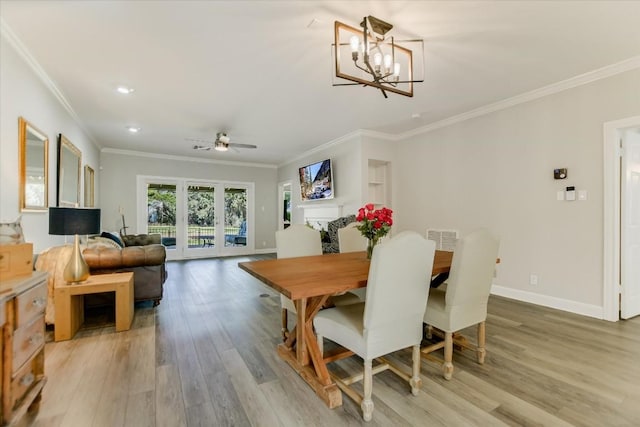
[411,113,421,119]
[116,86,134,94]
[127,126,140,133]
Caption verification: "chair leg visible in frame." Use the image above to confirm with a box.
[443,332,454,380]
[410,345,422,395]
[317,334,323,356]
[281,308,288,340]
[361,359,374,422]
[477,321,486,364]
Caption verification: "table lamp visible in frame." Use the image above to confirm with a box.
[49,207,101,283]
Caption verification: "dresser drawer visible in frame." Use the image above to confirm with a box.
[13,315,45,373]
[15,281,47,329]
[10,348,44,411]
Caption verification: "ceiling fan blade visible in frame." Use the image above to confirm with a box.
[229,143,257,149]
[186,137,214,144]
[193,145,212,151]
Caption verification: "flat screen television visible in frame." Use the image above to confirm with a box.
[299,159,334,202]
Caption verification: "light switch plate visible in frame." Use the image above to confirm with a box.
[557,191,564,201]
[578,190,588,201]
[565,186,576,201]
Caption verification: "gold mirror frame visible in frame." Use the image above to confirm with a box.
[56,134,81,207]
[18,117,49,211]
[84,165,95,207]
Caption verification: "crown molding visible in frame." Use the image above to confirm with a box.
[398,56,640,139]
[0,19,102,150]
[278,129,397,168]
[101,147,277,169]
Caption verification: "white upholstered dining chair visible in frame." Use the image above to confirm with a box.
[275,224,323,339]
[338,222,367,253]
[421,228,500,380]
[338,222,368,301]
[314,231,436,422]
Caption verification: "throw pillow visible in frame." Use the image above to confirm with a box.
[88,236,122,249]
[100,231,124,248]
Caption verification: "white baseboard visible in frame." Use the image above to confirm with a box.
[254,247,276,255]
[490,285,604,320]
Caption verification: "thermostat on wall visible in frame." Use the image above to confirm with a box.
[554,168,567,179]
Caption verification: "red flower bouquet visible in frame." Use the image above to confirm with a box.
[355,203,393,259]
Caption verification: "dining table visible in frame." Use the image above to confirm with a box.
[237,249,454,409]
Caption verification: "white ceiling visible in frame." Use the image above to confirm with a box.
[2,1,639,166]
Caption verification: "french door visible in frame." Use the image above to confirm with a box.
[139,176,252,260]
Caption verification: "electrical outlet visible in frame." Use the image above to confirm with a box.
[262,241,266,247]
[529,274,538,286]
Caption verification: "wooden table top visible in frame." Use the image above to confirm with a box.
[238,250,453,301]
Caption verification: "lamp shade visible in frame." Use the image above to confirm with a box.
[49,207,101,236]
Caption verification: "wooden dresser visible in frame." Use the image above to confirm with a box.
[1,271,47,426]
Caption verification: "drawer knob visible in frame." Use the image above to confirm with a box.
[29,332,44,346]
[20,372,35,386]
[32,296,46,308]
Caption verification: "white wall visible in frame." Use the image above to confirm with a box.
[394,69,640,317]
[361,133,398,209]
[99,151,278,250]
[277,134,363,225]
[0,36,100,253]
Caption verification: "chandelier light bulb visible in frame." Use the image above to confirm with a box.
[349,36,359,52]
[383,54,392,72]
[373,53,382,66]
[393,62,401,77]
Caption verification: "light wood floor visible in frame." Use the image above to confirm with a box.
[25,255,640,427]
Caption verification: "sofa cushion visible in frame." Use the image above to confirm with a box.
[83,244,166,269]
[122,233,161,246]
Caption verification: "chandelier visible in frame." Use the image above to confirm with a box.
[333,16,424,98]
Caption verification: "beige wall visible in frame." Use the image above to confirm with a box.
[395,69,640,315]
[99,151,278,250]
[0,36,100,253]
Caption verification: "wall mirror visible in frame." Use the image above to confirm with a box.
[84,165,95,207]
[19,117,49,211]
[57,134,81,207]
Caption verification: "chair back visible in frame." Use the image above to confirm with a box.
[338,222,367,253]
[275,224,322,259]
[445,229,500,307]
[363,231,435,334]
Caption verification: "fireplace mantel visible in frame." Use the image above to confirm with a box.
[298,204,343,229]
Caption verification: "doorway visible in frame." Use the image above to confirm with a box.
[277,181,292,230]
[603,116,640,320]
[138,176,253,260]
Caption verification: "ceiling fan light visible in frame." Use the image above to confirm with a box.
[217,133,231,144]
[214,141,228,151]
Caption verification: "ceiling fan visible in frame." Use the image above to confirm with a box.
[188,132,257,152]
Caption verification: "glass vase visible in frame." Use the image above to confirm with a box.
[366,237,378,260]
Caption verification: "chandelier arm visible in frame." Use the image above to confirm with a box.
[369,75,389,98]
[352,61,371,74]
